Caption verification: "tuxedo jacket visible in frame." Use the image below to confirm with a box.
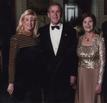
[39,23,78,86]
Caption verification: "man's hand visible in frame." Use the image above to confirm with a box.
[70,76,76,89]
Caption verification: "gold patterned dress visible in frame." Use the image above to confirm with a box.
[75,34,105,103]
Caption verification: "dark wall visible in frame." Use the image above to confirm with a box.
[0,0,16,38]
[77,0,92,13]
[0,0,16,92]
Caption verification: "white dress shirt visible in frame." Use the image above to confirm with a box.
[50,23,63,55]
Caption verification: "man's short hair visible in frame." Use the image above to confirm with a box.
[47,2,62,15]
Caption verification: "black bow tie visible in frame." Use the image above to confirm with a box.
[51,26,60,30]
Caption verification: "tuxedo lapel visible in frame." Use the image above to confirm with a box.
[56,26,67,57]
[46,25,55,56]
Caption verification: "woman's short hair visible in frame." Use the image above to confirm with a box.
[78,13,97,34]
[81,13,96,28]
[16,9,38,36]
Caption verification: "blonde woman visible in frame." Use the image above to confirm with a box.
[7,9,42,102]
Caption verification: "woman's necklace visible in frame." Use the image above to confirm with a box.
[84,36,90,42]
[83,32,95,43]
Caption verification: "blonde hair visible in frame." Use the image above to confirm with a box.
[16,9,38,37]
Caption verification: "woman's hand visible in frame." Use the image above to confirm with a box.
[7,83,14,95]
[95,84,102,94]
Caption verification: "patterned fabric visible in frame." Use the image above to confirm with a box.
[8,34,39,83]
[77,34,105,84]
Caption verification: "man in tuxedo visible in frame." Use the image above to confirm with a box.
[39,3,78,103]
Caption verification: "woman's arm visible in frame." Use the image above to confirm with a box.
[96,36,105,94]
[7,36,17,95]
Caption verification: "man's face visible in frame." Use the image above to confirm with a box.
[48,5,61,25]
